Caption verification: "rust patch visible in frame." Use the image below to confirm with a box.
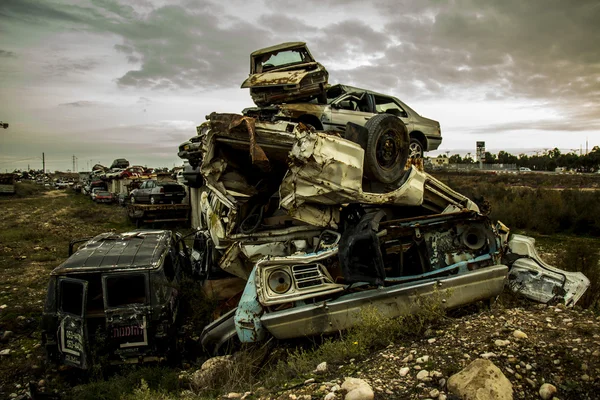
[406,157,424,171]
[209,113,270,172]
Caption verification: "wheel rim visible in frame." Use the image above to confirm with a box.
[131,196,135,204]
[409,141,423,159]
[376,131,399,169]
[150,197,155,205]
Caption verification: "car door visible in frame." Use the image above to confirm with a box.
[57,277,89,369]
[329,92,375,131]
[372,94,412,130]
[141,181,153,202]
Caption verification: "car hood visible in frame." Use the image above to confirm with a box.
[241,66,315,89]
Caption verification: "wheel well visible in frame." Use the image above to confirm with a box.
[297,114,323,130]
[410,131,427,149]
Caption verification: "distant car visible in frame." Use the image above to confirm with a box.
[120,166,146,179]
[130,180,186,205]
[90,187,103,201]
[241,42,329,107]
[519,167,532,172]
[110,158,130,169]
[243,84,441,159]
[94,191,115,204]
[41,230,192,369]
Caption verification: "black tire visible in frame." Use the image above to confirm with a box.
[409,138,424,159]
[363,114,409,184]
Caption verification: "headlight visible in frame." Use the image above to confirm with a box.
[268,270,292,294]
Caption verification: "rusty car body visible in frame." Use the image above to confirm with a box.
[178,112,589,354]
[41,230,191,369]
[241,42,329,107]
[243,84,442,159]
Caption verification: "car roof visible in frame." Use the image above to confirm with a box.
[251,42,306,57]
[51,230,172,274]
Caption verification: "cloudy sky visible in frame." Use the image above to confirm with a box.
[1,0,599,172]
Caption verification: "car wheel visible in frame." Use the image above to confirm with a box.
[130,195,136,204]
[409,138,424,159]
[364,114,409,184]
[150,196,157,205]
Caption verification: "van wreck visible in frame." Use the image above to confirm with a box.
[178,113,590,354]
[41,230,191,369]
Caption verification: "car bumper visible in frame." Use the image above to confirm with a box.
[425,136,442,151]
[261,264,507,339]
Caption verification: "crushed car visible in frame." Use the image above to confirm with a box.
[243,84,442,159]
[41,230,191,369]
[241,42,329,107]
[178,112,590,354]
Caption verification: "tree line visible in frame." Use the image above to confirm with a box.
[444,146,600,172]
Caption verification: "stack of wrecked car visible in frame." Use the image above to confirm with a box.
[178,109,590,355]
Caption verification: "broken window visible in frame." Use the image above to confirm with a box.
[256,49,311,72]
[60,280,84,316]
[105,275,147,308]
[373,95,407,117]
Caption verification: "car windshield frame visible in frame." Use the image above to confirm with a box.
[252,47,314,73]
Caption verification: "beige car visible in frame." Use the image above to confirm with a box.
[241,42,329,107]
[244,84,442,159]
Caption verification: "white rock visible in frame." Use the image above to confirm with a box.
[495,339,510,347]
[428,338,436,344]
[429,388,440,398]
[539,383,557,399]
[0,349,11,356]
[513,330,528,339]
[315,362,328,373]
[448,358,513,400]
[227,393,241,399]
[331,385,340,392]
[438,394,447,400]
[480,352,497,359]
[399,367,410,377]
[342,378,374,400]
[416,370,430,381]
[324,393,336,400]
[304,378,315,385]
[402,354,413,363]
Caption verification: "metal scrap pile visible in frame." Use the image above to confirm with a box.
[175,43,590,354]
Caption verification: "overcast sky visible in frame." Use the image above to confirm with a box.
[1,0,599,172]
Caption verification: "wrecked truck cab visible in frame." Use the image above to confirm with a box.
[241,42,329,107]
[41,230,191,370]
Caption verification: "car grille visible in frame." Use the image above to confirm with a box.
[292,264,332,289]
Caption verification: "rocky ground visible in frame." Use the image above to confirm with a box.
[231,302,600,400]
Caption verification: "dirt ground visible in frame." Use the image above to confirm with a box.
[0,188,134,397]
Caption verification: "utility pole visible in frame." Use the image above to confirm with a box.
[42,152,45,174]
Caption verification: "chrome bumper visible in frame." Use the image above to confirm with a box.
[261,265,507,339]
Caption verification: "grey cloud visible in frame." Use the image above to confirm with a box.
[59,100,112,107]
[45,57,100,76]
[0,49,16,57]
[2,0,270,90]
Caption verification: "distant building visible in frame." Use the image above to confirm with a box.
[432,155,449,166]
